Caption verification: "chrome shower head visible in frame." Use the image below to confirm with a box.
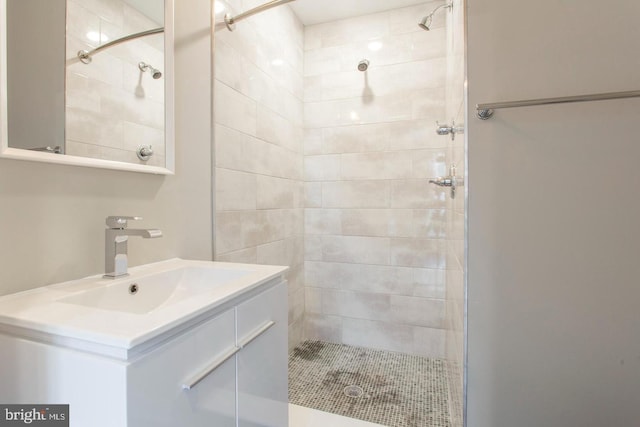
[138,62,162,79]
[418,2,452,31]
[358,59,370,72]
[418,16,431,31]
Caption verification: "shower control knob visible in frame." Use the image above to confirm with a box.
[136,145,154,161]
[436,122,454,136]
[430,164,463,199]
[429,177,453,187]
[436,120,464,141]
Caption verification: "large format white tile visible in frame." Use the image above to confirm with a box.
[305,155,341,181]
[215,169,257,211]
[322,289,392,322]
[305,261,415,295]
[322,181,390,209]
[341,209,413,238]
[321,235,390,265]
[298,0,454,360]
[323,123,389,154]
[342,318,413,354]
[340,152,412,180]
[214,80,257,135]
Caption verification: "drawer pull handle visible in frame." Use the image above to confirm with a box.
[182,346,240,391]
[238,320,275,349]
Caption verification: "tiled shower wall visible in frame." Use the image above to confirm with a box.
[213,0,305,350]
[66,0,165,166]
[445,0,465,425]
[302,2,452,358]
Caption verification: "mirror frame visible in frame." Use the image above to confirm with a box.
[0,0,175,175]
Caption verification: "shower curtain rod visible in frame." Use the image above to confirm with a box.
[77,27,164,64]
[224,0,296,31]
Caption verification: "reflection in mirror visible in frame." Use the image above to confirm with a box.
[3,0,171,173]
[7,0,66,153]
[66,0,165,166]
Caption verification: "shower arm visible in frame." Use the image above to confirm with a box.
[224,0,296,31]
[77,27,164,64]
[424,3,453,24]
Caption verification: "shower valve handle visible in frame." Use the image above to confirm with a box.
[429,177,453,187]
[430,164,463,199]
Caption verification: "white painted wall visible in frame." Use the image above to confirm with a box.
[467,0,640,426]
[0,0,213,296]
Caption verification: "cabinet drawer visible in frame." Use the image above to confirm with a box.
[237,281,288,427]
[127,309,236,427]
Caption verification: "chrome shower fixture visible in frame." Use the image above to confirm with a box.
[358,59,370,72]
[436,120,464,141]
[78,27,164,64]
[138,62,162,79]
[418,2,452,31]
[224,0,296,31]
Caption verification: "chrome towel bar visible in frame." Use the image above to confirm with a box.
[476,90,640,120]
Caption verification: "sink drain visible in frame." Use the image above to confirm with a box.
[343,385,364,398]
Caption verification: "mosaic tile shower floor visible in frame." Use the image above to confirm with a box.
[288,341,451,427]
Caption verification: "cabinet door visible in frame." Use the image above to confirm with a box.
[127,309,236,427]
[236,281,288,427]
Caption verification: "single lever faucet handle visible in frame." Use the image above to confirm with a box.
[106,216,143,229]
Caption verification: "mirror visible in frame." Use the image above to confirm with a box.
[0,0,174,174]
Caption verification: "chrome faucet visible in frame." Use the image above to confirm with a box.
[104,216,162,278]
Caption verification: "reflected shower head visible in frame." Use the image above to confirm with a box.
[418,2,452,31]
[138,62,162,79]
[358,59,370,72]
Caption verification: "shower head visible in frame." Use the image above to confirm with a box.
[418,2,453,31]
[358,59,370,72]
[418,16,431,31]
[138,62,162,79]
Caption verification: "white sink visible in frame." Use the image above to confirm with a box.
[0,259,288,356]
[58,267,251,314]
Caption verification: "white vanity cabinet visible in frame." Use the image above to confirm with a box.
[0,260,288,427]
[127,308,237,426]
[127,281,288,427]
[237,281,288,427]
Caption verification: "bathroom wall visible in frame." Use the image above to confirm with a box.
[0,0,213,295]
[66,0,165,166]
[444,0,465,425]
[212,0,305,350]
[467,0,640,425]
[302,2,451,358]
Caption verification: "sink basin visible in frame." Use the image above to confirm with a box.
[0,258,288,355]
[58,267,252,314]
